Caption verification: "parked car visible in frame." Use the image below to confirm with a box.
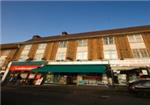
[128,79,150,96]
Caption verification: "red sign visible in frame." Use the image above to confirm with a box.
[35,74,42,79]
[10,65,40,71]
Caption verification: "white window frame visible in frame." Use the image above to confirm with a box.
[128,34,143,43]
[19,44,32,60]
[132,48,149,58]
[104,50,118,60]
[76,51,88,60]
[59,41,67,48]
[34,43,47,60]
[55,52,66,60]
[78,39,87,47]
[103,36,114,45]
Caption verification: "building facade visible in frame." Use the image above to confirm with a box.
[1,25,150,86]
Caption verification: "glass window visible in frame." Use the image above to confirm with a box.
[78,40,87,47]
[24,45,32,50]
[38,43,47,50]
[34,44,47,60]
[34,53,44,60]
[76,51,88,60]
[59,41,67,48]
[19,45,32,60]
[103,36,114,45]
[55,52,66,60]
[128,34,143,43]
[132,49,149,58]
[144,81,150,87]
[104,50,118,59]
[19,55,29,61]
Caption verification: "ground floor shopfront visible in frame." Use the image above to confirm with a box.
[32,64,111,86]
[5,61,47,85]
[112,67,150,85]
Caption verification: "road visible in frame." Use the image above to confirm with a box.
[1,85,150,105]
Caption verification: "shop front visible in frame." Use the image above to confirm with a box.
[113,67,150,85]
[7,61,47,85]
[32,64,110,86]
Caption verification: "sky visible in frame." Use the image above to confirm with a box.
[1,1,150,44]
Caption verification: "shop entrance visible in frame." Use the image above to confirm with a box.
[66,75,77,85]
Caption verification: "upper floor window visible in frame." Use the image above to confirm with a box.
[38,43,47,50]
[78,39,87,47]
[104,50,118,59]
[103,36,114,45]
[34,43,47,60]
[59,41,67,48]
[19,45,32,60]
[76,51,88,60]
[132,48,149,58]
[24,45,32,50]
[55,52,66,60]
[128,34,143,43]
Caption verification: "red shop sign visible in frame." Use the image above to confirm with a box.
[10,65,40,71]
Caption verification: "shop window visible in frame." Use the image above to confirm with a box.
[59,41,67,48]
[104,50,118,59]
[132,49,149,58]
[103,36,114,45]
[78,40,87,47]
[128,34,143,43]
[76,51,88,60]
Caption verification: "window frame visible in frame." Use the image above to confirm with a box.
[103,36,114,45]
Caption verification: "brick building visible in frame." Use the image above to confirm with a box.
[1,25,150,85]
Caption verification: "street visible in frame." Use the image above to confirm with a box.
[1,85,150,105]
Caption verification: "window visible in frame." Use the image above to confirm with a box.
[76,51,88,60]
[19,45,32,60]
[132,49,149,58]
[104,50,118,59]
[24,45,32,50]
[103,36,114,45]
[38,43,47,50]
[59,41,67,48]
[34,43,47,60]
[128,34,143,43]
[34,53,44,60]
[78,40,87,47]
[56,52,66,60]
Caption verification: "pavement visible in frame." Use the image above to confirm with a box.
[1,85,150,105]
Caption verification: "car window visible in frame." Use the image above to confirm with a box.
[143,81,150,87]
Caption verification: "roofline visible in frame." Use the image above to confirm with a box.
[23,25,150,44]
[1,25,150,45]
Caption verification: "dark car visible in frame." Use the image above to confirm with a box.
[128,79,150,96]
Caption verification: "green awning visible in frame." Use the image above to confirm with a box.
[32,64,108,73]
[12,61,47,65]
